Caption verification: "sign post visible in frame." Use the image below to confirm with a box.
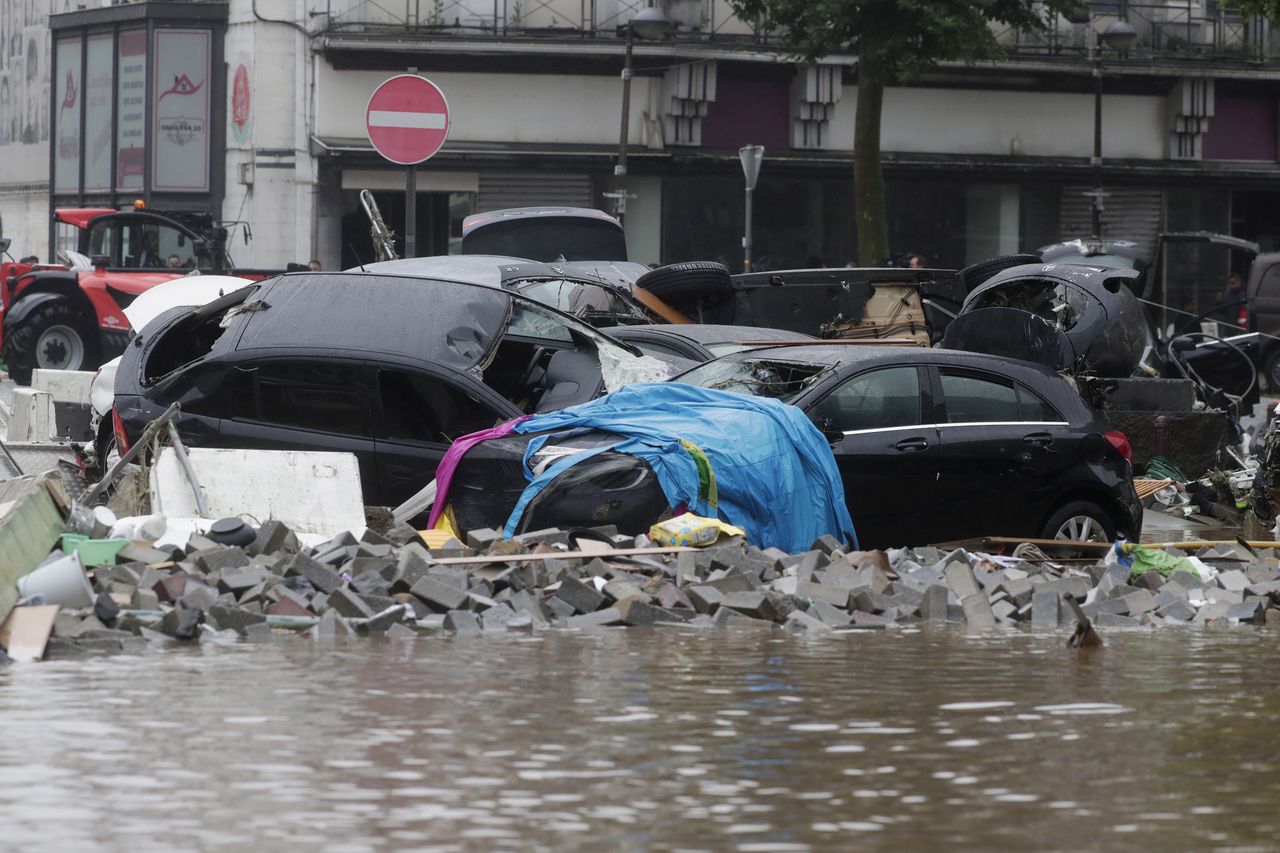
[739,145,764,273]
[365,73,450,259]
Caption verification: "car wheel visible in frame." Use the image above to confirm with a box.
[1041,500,1116,543]
[4,301,98,385]
[959,254,1041,292]
[1264,349,1280,393]
[635,261,733,305]
[94,418,121,477]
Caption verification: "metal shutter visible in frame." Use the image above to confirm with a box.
[477,173,594,212]
[1059,187,1164,260]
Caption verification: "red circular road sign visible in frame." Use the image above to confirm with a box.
[365,75,451,166]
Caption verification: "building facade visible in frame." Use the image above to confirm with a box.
[1,0,1278,277]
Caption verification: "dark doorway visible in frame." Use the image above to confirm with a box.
[1232,190,1280,253]
[340,190,453,269]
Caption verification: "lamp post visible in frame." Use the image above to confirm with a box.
[1089,18,1137,239]
[739,145,764,272]
[612,5,668,224]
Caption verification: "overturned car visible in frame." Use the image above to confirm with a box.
[111,272,672,507]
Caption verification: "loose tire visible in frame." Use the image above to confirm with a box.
[635,261,733,305]
[1041,500,1116,543]
[1264,349,1280,393]
[959,253,1042,292]
[4,300,98,385]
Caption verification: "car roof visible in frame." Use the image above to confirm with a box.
[710,343,1062,376]
[233,273,511,371]
[974,262,1142,296]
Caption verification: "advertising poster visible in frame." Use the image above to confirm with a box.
[52,37,80,194]
[83,33,112,191]
[115,29,145,191]
[152,28,210,192]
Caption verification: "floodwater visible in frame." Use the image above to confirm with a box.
[2,626,1278,851]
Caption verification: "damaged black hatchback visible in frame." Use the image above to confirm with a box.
[111,272,669,507]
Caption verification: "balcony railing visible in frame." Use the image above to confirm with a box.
[994,2,1278,63]
[317,0,1278,64]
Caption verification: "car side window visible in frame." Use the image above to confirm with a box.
[940,371,1020,423]
[1017,385,1062,422]
[1259,265,1280,299]
[231,363,369,435]
[809,366,921,432]
[378,369,503,444]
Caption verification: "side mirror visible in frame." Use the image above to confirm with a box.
[90,255,109,268]
[821,427,844,445]
[814,416,843,445]
[0,237,10,255]
[1170,335,1198,353]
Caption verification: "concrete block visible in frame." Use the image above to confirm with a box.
[808,600,852,627]
[564,607,623,629]
[7,388,55,441]
[553,576,605,614]
[443,610,483,635]
[466,527,503,550]
[1218,570,1250,593]
[179,582,219,613]
[944,562,981,599]
[991,599,1018,623]
[785,609,833,632]
[207,604,267,634]
[687,586,725,614]
[617,599,667,627]
[722,591,778,621]
[1227,599,1265,623]
[1157,601,1196,622]
[218,565,270,595]
[249,519,300,556]
[795,580,852,608]
[1031,591,1060,629]
[1205,587,1244,605]
[1167,570,1203,589]
[960,593,995,630]
[327,587,375,619]
[299,561,342,595]
[386,622,418,639]
[1095,613,1142,628]
[920,584,949,624]
[1122,590,1157,616]
[193,548,251,574]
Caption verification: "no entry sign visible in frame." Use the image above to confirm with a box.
[365,75,450,165]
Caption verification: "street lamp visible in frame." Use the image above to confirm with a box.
[1089,18,1137,238]
[612,5,668,223]
[739,145,764,272]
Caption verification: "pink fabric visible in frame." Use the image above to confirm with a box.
[427,416,529,529]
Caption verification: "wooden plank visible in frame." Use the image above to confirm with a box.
[0,604,60,662]
[429,545,696,566]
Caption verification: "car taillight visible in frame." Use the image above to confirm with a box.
[1238,306,1248,329]
[1104,430,1132,464]
[112,407,131,455]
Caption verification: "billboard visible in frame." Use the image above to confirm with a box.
[115,29,145,191]
[52,36,79,193]
[83,33,112,191]
[152,28,210,192]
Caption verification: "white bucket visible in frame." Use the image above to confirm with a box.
[17,552,94,609]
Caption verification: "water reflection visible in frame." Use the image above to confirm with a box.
[1,627,1278,849]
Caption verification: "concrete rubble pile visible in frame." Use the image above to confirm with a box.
[8,512,1280,663]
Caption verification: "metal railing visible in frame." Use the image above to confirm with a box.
[994,2,1278,63]
[316,0,1277,64]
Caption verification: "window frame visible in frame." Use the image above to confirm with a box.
[806,364,930,435]
[934,367,1067,425]
[227,358,375,438]
[373,365,510,446]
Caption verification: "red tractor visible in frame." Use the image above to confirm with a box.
[1,206,275,385]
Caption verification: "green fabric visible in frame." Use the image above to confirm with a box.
[679,439,718,510]
[1125,543,1197,581]
[1144,456,1188,483]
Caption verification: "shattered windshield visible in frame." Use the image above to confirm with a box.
[677,358,830,402]
[515,279,643,320]
[970,280,1100,332]
[1042,253,1137,270]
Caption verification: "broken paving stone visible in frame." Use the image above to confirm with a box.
[960,593,995,630]
[327,588,375,619]
[298,561,343,596]
[312,608,354,639]
[686,586,725,614]
[443,610,482,635]
[159,604,204,640]
[920,585,949,624]
[785,609,833,633]
[795,580,852,609]
[93,592,120,624]
[616,599,668,627]
[409,576,470,613]
[1031,591,1060,629]
[193,548,251,574]
[565,607,624,629]
[207,605,267,634]
[553,576,605,615]
[117,543,175,566]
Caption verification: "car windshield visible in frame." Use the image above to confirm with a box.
[677,357,830,402]
[515,279,642,320]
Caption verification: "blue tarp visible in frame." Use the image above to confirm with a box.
[501,383,857,553]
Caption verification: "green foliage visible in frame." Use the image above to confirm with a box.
[1228,0,1280,21]
[726,0,1079,80]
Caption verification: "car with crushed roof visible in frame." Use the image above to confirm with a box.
[110,271,673,507]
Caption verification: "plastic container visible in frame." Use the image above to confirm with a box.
[17,551,94,608]
[60,534,129,567]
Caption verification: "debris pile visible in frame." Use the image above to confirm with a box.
[8,508,1280,663]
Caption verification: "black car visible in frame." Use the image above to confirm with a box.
[444,344,1141,549]
[606,323,817,371]
[678,345,1141,547]
[111,272,670,507]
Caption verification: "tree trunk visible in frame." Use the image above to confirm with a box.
[854,54,889,266]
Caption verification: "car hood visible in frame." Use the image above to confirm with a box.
[122,275,256,333]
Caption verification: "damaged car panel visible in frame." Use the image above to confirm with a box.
[943,264,1148,377]
[112,272,672,507]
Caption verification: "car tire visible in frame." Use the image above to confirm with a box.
[959,254,1041,292]
[1041,500,1116,543]
[1264,349,1280,393]
[636,261,733,305]
[4,300,98,385]
[94,417,121,478]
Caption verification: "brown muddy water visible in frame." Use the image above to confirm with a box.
[1,626,1277,851]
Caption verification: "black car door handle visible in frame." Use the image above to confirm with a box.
[894,437,929,452]
[1023,432,1054,448]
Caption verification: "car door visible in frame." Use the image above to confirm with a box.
[805,364,939,549]
[373,367,518,508]
[930,367,1074,541]
[215,359,383,501]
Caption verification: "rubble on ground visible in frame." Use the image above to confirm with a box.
[6,505,1280,663]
